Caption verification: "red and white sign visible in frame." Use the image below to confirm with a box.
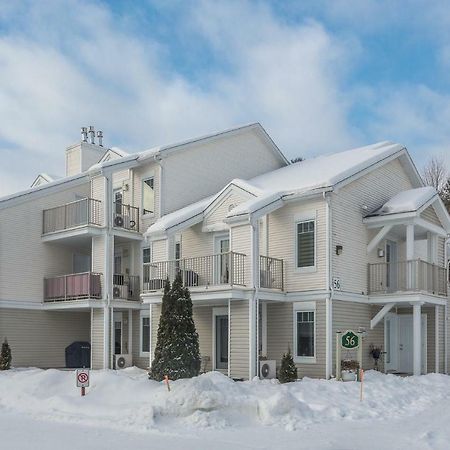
[76,369,90,388]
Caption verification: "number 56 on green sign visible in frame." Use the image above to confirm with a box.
[341,330,359,349]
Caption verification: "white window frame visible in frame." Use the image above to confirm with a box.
[142,176,155,217]
[293,301,316,364]
[294,211,317,273]
[212,306,229,371]
[140,310,150,357]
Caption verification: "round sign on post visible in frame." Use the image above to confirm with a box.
[341,330,359,350]
[76,369,90,396]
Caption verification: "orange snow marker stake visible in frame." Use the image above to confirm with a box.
[164,375,171,392]
[359,369,364,402]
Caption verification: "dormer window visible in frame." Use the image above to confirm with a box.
[142,177,155,215]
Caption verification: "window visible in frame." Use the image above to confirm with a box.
[142,177,155,215]
[296,219,315,268]
[293,302,315,363]
[143,247,151,264]
[114,189,123,215]
[140,311,150,356]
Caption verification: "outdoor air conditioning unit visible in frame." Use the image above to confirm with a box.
[259,360,276,379]
[114,215,124,227]
[114,354,132,370]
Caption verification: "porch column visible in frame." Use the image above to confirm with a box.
[413,302,422,375]
[406,224,415,290]
[435,305,440,373]
[128,309,132,357]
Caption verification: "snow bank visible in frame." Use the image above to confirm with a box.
[1,368,449,434]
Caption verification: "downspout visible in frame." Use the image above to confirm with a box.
[445,236,450,373]
[250,218,260,379]
[324,191,334,379]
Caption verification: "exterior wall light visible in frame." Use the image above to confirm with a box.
[377,248,385,258]
[336,245,343,255]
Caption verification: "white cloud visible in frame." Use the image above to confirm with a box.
[0,0,359,196]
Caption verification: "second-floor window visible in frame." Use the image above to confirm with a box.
[142,177,155,215]
[296,219,315,268]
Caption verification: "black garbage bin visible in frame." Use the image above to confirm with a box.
[65,341,91,368]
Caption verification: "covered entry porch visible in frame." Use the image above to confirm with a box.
[370,296,446,375]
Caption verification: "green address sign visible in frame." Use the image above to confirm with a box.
[341,330,360,349]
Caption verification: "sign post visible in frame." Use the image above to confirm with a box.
[76,368,90,396]
[336,330,363,381]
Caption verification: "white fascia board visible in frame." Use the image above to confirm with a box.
[144,213,204,240]
[363,212,416,227]
[368,293,447,306]
[429,196,450,232]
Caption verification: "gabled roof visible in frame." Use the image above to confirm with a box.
[97,147,129,163]
[366,187,437,217]
[30,173,62,188]
[146,140,420,236]
[227,141,416,220]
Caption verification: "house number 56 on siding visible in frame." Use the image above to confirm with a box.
[332,277,341,291]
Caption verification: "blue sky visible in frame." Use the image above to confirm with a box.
[0,0,450,196]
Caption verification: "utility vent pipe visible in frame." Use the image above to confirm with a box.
[81,127,88,142]
[88,125,95,144]
[97,130,103,147]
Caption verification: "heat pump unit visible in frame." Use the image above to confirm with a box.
[259,360,276,379]
[114,354,132,369]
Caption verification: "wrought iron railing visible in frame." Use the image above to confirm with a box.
[260,255,284,290]
[44,272,102,302]
[368,259,447,296]
[43,198,102,234]
[113,202,139,232]
[143,252,246,291]
[113,274,140,301]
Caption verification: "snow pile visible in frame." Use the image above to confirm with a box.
[0,368,449,434]
[370,186,437,216]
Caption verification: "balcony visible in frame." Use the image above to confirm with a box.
[143,252,246,291]
[44,272,102,302]
[43,198,102,235]
[368,259,447,297]
[113,202,139,232]
[113,274,140,301]
[260,255,284,290]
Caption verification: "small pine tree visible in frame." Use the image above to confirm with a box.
[150,274,201,381]
[0,339,12,370]
[278,347,297,383]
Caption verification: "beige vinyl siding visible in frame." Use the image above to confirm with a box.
[267,300,326,378]
[230,225,252,286]
[267,199,327,292]
[0,308,90,368]
[204,187,253,228]
[92,236,105,293]
[161,130,285,215]
[193,306,214,372]
[90,176,105,202]
[332,301,384,372]
[422,305,445,374]
[181,224,215,259]
[66,147,81,176]
[437,236,445,267]
[421,206,441,227]
[150,304,162,364]
[332,158,415,296]
[91,308,105,369]
[132,308,150,369]
[0,183,91,303]
[152,239,167,262]
[230,300,249,379]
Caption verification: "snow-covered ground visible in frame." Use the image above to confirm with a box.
[1,368,450,449]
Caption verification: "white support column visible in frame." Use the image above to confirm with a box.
[435,305,440,373]
[406,224,415,290]
[110,306,114,369]
[128,309,133,357]
[413,302,422,376]
[149,303,153,369]
[228,299,231,378]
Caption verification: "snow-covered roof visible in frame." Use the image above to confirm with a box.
[30,173,62,188]
[367,186,438,217]
[146,140,414,237]
[227,141,407,219]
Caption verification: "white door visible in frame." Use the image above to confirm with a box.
[214,235,230,284]
[384,313,399,372]
[397,315,427,374]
